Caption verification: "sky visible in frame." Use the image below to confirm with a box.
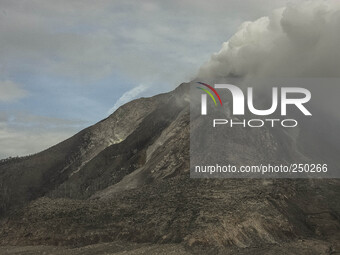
[0,0,314,159]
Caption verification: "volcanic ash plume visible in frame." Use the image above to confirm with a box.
[198,0,340,79]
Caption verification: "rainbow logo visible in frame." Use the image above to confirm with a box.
[196,82,223,106]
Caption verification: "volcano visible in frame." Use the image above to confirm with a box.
[0,82,339,255]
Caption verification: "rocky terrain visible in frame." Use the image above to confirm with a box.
[0,83,339,254]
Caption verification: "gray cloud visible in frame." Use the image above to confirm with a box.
[0,0,296,86]
[0,80,28,102]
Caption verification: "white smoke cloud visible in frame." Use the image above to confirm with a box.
[108,84,150,114]
[198,0,340,80]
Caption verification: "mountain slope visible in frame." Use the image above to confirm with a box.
[0,83,339,254]
[0,89,170,214]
